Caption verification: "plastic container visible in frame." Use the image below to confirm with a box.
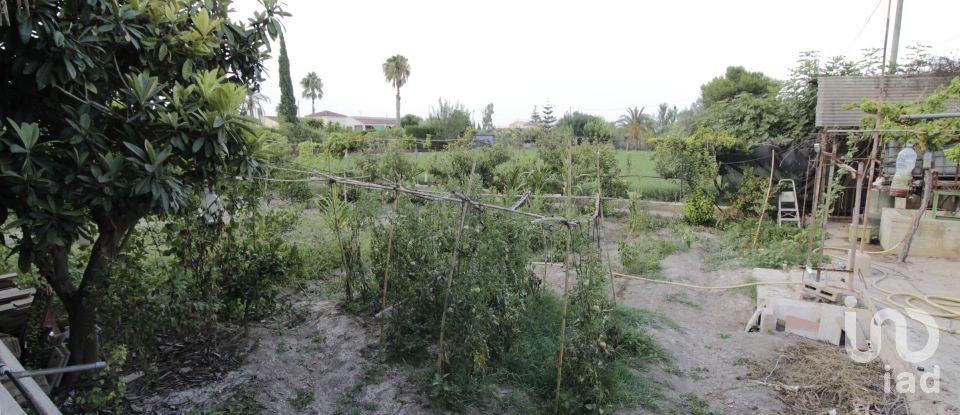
[890,143,917,197]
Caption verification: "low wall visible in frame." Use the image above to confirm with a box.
[880,208,960,259]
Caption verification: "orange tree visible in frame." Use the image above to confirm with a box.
[0,0,286,377]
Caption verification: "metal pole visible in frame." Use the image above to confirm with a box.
[861,0,895,251]
[805,134,825,268]
[888,0,904,74]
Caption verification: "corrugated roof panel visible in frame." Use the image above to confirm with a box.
[815,75,959,127]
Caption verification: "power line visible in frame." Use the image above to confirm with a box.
[845,0,885,55]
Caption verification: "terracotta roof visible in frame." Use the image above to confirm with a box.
[353,116,397,126]
[305,110,348,118]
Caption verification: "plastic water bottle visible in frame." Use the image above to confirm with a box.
[890,143,917,197]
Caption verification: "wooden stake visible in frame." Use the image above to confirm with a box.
[752,150,776,249]
[436,159,478,373]
[898,168,933,263]
[380,189,401,337]
[595,150,616,304]
[330,183,353,301]
[554,137,575,414]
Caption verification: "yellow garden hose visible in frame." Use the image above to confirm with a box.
[610,272,802,290]
[818,247,960,336]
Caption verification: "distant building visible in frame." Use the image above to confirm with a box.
[304,111,398,131]
[473,134,495,145]
[255,111,399,131]
[508,120,535,129]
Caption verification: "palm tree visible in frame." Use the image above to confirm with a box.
[245,89,270,119]
[382,54,411,126]
[617,107,652,151]
[300,72,324,115]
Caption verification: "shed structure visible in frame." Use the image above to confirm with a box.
[815,74,960,128]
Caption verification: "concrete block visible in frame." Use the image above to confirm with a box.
[759,311,777,333]
[879,208,960,259]
[775,299,822,340]
[818,304,846,345]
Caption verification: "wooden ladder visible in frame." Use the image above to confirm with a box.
[778,179,800,227]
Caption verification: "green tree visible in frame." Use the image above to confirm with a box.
[616,107,653,149]
[654,103,678,135]
[425,98,472,140]
[529,105,542,125]
[245,90,271,119]
[400,114,422,127]
[481,103,495,131]
[558,111,607,139]
[300,71,324,115]
[383,54,411,126]
[700,66,780,108]
[277,34,298,123]
[0,0,284,373]
[540,102,557,127]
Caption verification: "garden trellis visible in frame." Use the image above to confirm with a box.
[258,144,611,413]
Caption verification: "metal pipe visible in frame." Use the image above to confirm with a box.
[8,361,106,379]
[898,113,960,120]
[0,364,42,415]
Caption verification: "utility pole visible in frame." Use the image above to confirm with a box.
[888,0,904,74]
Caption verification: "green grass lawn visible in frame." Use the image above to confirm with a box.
[292,147,681,201]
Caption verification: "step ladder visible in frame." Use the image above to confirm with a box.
[777,179,800,227]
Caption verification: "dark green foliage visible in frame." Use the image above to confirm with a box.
[372,205,663,412]
[322,132,368,158]
[618,238,684,275]
[557,112,607,138]
[277,34,298,123]
[705,220,820,270]
[536,139,628,197]
[303,118,324,129]
[700,66,780,108]
[425,98,473,140]
[444,145,512,188]
[540,103,557,127]
[405,125,438,139]
[357,140,414,181]
[277,122,323,143]
[401,114,423,127]
[682,191,715,225]
[0,0,285,366]
[725,168,769,220]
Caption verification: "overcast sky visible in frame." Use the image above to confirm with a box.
[231,0,960,126]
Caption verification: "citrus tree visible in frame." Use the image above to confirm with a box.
[0,0,286,375]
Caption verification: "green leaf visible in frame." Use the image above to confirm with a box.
[64,58,77,79]
[159,43,168,61]
[84,82,98,94]
[192,137,204,152]
[181,60,194,79]
[213,116,225,128]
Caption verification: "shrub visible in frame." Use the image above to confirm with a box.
[322,132,367,158]
[278,121,323,143]
[618,238,683,275]
[725,168,769,220]
[682,191,715,225]
[405,125,437,139]
[303,118,324,129]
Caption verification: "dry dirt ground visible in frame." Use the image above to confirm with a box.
[539,220,802,414]
[128,281,433,414]
[127,218,851,415]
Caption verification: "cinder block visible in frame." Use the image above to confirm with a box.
[760,311,777,332]
[818,304,846,345]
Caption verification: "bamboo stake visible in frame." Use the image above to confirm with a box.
[595,150,616,305]
[329,183,353,301]
[554,137,575,414]
[380,189,401,337]
[436,159,478,373]
[752,150,776,249]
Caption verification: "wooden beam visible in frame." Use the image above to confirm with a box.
[0,340,61,414]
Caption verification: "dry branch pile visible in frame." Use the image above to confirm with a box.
[749,342,908,415]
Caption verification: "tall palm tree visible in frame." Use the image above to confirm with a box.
[382,54,411,126]
[245,89,270,119]
[300,72,324,115]
[617,107,652,151]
